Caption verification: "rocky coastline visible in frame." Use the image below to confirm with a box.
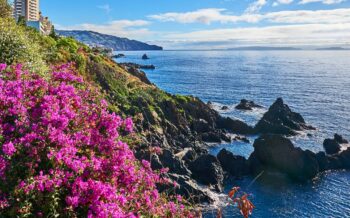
[118,64,350,205]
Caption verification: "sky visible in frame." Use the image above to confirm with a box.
[36,0,350,49]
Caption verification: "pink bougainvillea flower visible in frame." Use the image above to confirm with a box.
[0,63,193,217]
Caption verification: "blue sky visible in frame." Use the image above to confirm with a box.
[36,0,350,48]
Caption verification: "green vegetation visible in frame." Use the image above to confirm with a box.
[0,12,198,139]
[0,0,11,18]
[0,18,48,74]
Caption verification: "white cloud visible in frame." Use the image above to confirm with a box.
[299,0,346,4]
[159,23,350,47]
[266,8,350,23]
[59,20,153,40]
[150,8,350,25]
[273,0,294,6]
[245,0,267,14]
[148,8,241,24]
[151,8,350,48]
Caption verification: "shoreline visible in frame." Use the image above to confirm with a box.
[117,58,350,210]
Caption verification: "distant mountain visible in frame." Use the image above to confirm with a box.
[57,30,163,51]
[316,47,348,50]
[227,46,301,51]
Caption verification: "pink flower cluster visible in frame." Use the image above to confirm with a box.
[0,64,193,217]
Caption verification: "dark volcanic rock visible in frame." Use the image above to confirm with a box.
[192,119,212,133]
[235,99,263,110]
[334,134,349,144]
[142,54,149,59]
[217,149,250,177]
[221,106,229,110]
[121,62,155,70]
[339,148,350,169]
[217,117,254,134]
[158,149,191,176]
[112,53,125,58]
[158,174,213,204]
[181,149,198,164]
[254,98,315,135]
[201,131,230,143]
[189,154,224,189]
[121,64,152,85]
[233,135,250,143]
[249,134,319,181]
[323,134,348,155]
[315,152,329,171]
[323,139,341,155]
[201,132,221,143]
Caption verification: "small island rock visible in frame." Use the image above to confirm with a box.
[249,134,319,181]
[142,54,149,59]
[235,99,263,110]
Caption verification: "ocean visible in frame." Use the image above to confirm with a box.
[116,50,350,217]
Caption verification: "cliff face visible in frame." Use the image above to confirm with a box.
[57,30,163,51]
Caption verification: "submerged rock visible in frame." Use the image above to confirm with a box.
[142,54,149,59]
[189,154,224,190]
[254,98,315,135]
[217,149,250,177]
[235,99,263,110]
[249,134,319,181]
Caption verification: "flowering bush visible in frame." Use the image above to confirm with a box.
[0,63,193,217]
[0,18,47,74]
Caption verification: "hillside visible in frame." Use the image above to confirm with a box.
[57,30,163,51]
[1,17,252,214]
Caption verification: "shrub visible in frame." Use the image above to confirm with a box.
[0,0,11,18]
[0,63,193,217]
[0,18,48,74]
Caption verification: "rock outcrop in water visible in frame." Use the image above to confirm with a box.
[323,134,349,155]
[249,134,319,181]
[111,53,125,59]
[254,98,315,135]
[120,62,155,70]
[235,99,263,110]
[142,54,150,59]
[247,134,350,182]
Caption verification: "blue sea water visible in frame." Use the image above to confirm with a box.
[116,50,350,217]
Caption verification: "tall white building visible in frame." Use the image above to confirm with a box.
[13,0,40,21]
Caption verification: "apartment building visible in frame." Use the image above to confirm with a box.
[13,0,40,21]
